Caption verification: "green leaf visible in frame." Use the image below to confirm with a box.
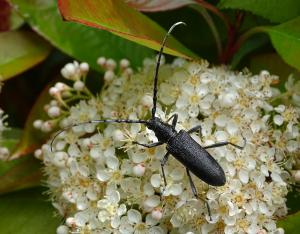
[263,17,300,71]
[0,187,61,234]
[248,53,300,79]
[278,211,300,234]
[286,189,300,214]
[10,0,153,69]
[0,30,51,81]
[57,0,198,59]
[9,8,25,30]
[1,128,22,152]
[10,82,51,159]
[0,156,41,194]
[218,0,300,23]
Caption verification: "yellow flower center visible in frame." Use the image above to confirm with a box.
[234,194,244,206]
[112,171,122,181]
[190,95,199,104]
[234,159,243,169]
[219,205,228,214]
[237,219,249,230]
[190,75,199,86]
[147,147,156,155]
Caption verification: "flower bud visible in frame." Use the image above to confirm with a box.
[61,63,76,79]
[79,62,89,73]
[33,119,43,129]
[151,208,163,220]
[56,225,69,234]
[73,80,85,91]
[41,121,53,132]
[133,163,145,177]
[49,87,59,97]
[141,94,153,108]
[48,106,61,118]
[104,70,114,82]
[106,59,117,70]
[55,82,68,91]
[294,170,300,182]
[120,59,130,69]
[34,149,42,159]
[97,57,106,66]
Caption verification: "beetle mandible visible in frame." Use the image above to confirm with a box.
[51,22,246,218]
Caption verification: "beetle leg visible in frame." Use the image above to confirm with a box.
[160,152,170,188]
[167,114,178,128]
[203,136,246,150]
[186,168,199,198]
[186,168,212,221]
[132,141,163,148]
[187,124,202,137]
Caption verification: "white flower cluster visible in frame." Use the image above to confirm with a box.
[35,58,299,234]
[0,82,10,160]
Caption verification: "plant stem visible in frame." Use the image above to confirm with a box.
[192,5,223,58]
[194,0,230,30]
[220,25,264,64]
[235,26,265,49]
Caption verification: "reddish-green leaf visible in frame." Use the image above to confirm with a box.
[10,83,52,159]
[58,0,198,59]
[0,30,51,81]
[125,0,194,12]
[0,156,41,194]
[11,0,153,70]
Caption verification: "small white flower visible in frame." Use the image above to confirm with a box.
[274,115,284,126]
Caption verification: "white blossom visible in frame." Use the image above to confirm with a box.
[35,58,299,233]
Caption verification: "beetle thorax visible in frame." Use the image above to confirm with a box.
[146,117,177,143]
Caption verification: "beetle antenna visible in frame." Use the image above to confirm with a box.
[151,21,186,119]
[50,119,148,152]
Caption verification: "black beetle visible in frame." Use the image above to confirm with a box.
[51,22,246,218]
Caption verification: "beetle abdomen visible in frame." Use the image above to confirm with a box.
[167,130,226,186]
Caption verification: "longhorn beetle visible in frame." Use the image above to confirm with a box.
[51,22,246,218]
